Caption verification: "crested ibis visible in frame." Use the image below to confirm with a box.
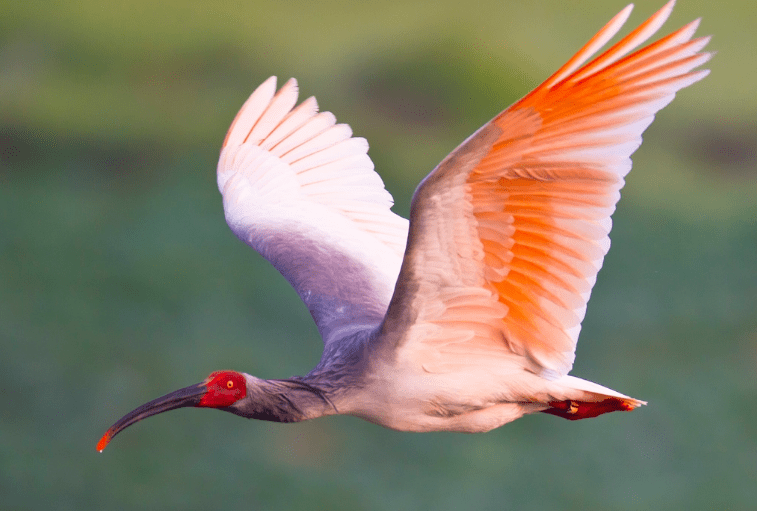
[98,1,711,451]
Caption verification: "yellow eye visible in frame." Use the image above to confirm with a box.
[226,380,234,389]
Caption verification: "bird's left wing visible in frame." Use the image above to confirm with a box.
[378,2,710,378]
[218,77,409,345]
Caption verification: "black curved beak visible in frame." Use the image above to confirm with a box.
[97,382,207,451]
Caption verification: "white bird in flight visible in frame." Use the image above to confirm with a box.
[98,1,710,451]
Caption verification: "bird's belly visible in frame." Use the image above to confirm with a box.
[339,366,546,433]
[348,398,542,433]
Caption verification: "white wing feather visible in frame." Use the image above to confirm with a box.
[218,77,409,345]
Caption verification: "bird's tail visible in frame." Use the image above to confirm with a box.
[540,375,646,421]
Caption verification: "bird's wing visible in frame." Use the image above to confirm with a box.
[218,77,409,345]
[378,1,710,378]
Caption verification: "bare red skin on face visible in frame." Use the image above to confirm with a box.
[198,371,247,408]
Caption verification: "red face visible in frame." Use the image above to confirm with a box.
[198,370,247,408]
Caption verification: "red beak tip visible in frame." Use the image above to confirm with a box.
[97,433,111,452]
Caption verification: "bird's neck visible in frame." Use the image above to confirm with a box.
[229,376,335,423]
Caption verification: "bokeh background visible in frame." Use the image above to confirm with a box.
[2,0,755,509]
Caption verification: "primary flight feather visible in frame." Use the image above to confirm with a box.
[99,1,710,450]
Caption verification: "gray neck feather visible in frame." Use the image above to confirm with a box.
[228,377,335,423]
[228,327,379,423]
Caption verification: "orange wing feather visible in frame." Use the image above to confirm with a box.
[383,1,711,377]
[467,2,710,373]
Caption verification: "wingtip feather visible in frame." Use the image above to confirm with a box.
[544,3,634,87]
[223,76,278,148]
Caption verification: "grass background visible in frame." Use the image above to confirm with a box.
[1,0,755,509]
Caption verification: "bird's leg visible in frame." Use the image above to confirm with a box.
[541,397,636,421]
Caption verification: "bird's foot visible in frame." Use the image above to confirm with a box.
[542,397,636,420]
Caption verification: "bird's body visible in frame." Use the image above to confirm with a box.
[98,1,711,451]
[290,323,634,433]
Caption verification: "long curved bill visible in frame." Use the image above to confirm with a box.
[97,382,207,452]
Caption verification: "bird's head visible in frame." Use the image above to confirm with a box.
[97,370,248,452]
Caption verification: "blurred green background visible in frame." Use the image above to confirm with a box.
[2,0,755,509]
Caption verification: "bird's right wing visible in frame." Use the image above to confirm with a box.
[377,1,710,379]
[218,77,409,346]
